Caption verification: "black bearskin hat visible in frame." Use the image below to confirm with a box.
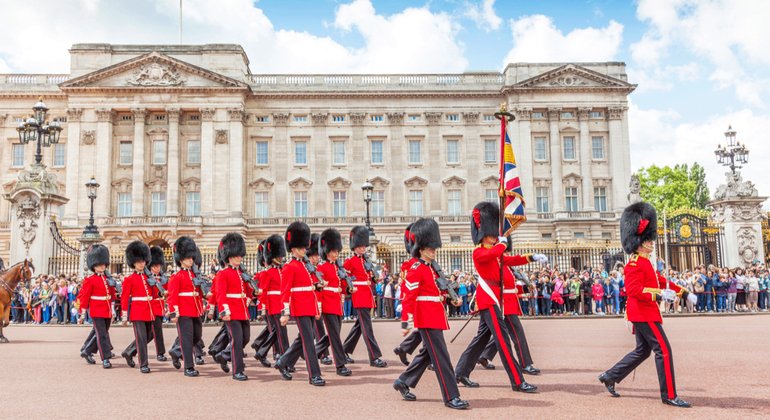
[194,245,202,268]
[257,240,267,267]
[620,202,658,254]
[87,244,110,272]
[404,223,415,255]
[307,233,321,257]
[349,226,370,250]
[149,246,165,272]
[471,201,499,245]
[125,241,151,269]
[173,236,198,267]
[320,228,343,261]
[285,221,311,250]
[411,218,442,258]
[220,232,247,264]
[265,234,287,263]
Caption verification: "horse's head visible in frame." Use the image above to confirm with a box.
[20,259,34,283]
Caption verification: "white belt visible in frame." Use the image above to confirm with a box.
[503,289,517,294]
[352,281,369,286]
[416,296,443,302]
[178,292,199,297]
[477,277,500,306]
[266,291,281,295]
[323,287,341,293]
[131,297,151,301]
[90,296,108,301]
[291,287,314,292]
[226,293,247,298]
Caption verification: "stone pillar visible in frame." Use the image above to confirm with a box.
[77,234,102,278]
[130,108,147,217]
[608,107,625,211]
[578,107,595,211]
[515,108,535,207]
[425,112,442,215]
[387,113,405,215]
[272,113,289,216]
[548,107,564,212]
[200,108,215,217]
[166,108,181,217]
[228,108,246,217]
[94,108,114,217]
[63,108,82,220]
[311,113,329,216]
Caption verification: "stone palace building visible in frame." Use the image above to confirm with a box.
[0,43,635,256]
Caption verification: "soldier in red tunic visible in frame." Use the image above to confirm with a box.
[119,241,155,373]
[215,232,257,381]
[393,223,422,366]
[274,221,326,386]
[77,244,117,369]
[454,202,543,392]
[342,226,387,367]
[599,202,696,408]
[147,246,168,361]
[252,234,290,366]
[306,233,332,366]
[249,240,271,364]
[393,218,468,409]
[314,228,353,376]
[167,236,205,377]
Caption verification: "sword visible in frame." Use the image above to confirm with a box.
[450,312,477,343]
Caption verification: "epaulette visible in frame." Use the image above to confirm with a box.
[318,261,327,266]
[630,254,639,262]
[411,262,421,270]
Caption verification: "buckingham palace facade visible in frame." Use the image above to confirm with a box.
[0,43,635,254]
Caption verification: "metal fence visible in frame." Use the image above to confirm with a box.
[48,221,81,276]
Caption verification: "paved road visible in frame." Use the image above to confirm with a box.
[1,315,768,419]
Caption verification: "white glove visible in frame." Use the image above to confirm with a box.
[396,304,402,313]
[532,254,548,264]
[687,293,698,305]
[661,289,676,303]
[497,236,508,244]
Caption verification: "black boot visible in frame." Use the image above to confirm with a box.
[81,351,95,365]
[233,372,248,381]
[513,381,537,393]
[370,358,387,368]
[214,352,230,373]
[309,376,326,386]
[523,365,540,375]
[319,356,333,365]
[393,347,409,366]
[393,379,416,401]
[444,397,469,410]
[427,363,434,371]
[274,362,293,380]
[184,368,199,377]
[157,354,167,362]
[456,376,479,388]
[121,352,135,368]
[598,373,620,397]
[345,354,355,364]
[254,354,271,368]
[171,354,181,370]
[477,357,495,370]
[102,360,112,369]
[195,356,204,365]
[662,397,691,408]
[336,366,352,376]
[140,366,151,374]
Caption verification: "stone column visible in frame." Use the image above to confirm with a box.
[548,107,564,212]
[607,107,625,211]
[200,108,215,217]
[272,113,290,216]
[130,108,147,217]
[64,108,82,220]
[228,108,246,217]
[515,108,535,207]
[166,108,181,217]
[710,195,767,268]
[387,113,405,215]
[311,112,329,216]
[578,107,594,211]
[94,108,114,217]
[425,112,442,214]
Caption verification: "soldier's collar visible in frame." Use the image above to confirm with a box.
[478,243,495,249]
[418,258,431,266]
[634,252,650,260]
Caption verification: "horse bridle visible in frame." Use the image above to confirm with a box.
[0,263,32,294]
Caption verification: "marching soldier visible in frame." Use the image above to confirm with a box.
[77,244,117,369]
[454,202,544,392]
[252,234,290,367]
[393,224,422,366]
[342,226,387,367]
[599,202,696,408]
[208,246,232,373]
[307,233,332,366]
[393,218,468,409]
[248,240,270,365]
[167,236,205,377]
[314,228,353,376]
[274,222,326,386]
[120,241,156,373]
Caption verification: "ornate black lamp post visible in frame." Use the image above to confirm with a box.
[714,125,749,174]
[83,175,100,235]
[362,178,374,234]
[15,97,63,165]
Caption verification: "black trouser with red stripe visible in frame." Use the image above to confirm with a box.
[314,317,329,358]
[605,321,678,400]
[479,314,534,367]
[127,320,153,368]
[209,324,230,356]
[225,319,250,375]
[343,308,382,361]
[279,315,322,378]
[455,305,525,387]
[399,330,422,354]
[315,313,345,368]
[255,314,289,359]
[174,316,202,370]
[83,317,112,361]
[82,323,114,356]
[399,328,460,403]
[125,315,166,359]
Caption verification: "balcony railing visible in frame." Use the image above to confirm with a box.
[244,215,471,226]
[2,74,69,84]
[245,73,503,86]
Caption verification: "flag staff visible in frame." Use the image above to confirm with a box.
[494,103,515,310]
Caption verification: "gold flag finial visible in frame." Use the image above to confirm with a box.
[499,102,507,112]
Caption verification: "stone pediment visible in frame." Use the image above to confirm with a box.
[369,176,390,187]
[514,64,634,90]
[327,177,352,189]
[479,175,498,187]
[144,177,167,192]
[288,177,313,188]
[248,177,275,189]
[111,178,133,193]
[404,176,428,188]
[442,175,466,187]
[180,177,201,191]
[60,51,249,91]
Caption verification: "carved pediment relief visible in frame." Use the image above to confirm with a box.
[559,125,580,132]
[514,64,633,90]
[248,177,275,189]
[442,175,466,187]
[180,177,201,191]
[111,177,133,193]
[288,177,313,188]
[369,176,390,188]
[327,177,352,189]
[404,176,428,188]
[479,175,498,187]
[3,181,17,192]
[144,177,167,192]
[146,126,169,136]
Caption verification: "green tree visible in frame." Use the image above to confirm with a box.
[636,163,710,214]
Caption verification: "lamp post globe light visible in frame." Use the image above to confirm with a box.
[15,97,63,165]
[362,178,374,234]
[83,175,100,235]
[714,125,750,174]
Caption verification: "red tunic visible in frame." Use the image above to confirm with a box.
[317,261,344,315]
[205,271,220,313]
[148,273,166,317]
[281,257,320,317]
[625,253,685,323]
[399,257,418,317]
[472,243,533,311]
[215,266,254,321]
[402,260,449,330]
[77,273,117,319]
[121,272,155,322]
[167,269,204,318]
[345,254,374,308]
[261,266,283,316]
[502,266,525,316]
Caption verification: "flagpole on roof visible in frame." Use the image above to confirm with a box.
[179,0,183,44]
[494,103,515,310]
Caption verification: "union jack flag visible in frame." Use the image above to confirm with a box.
[499,114,526,235]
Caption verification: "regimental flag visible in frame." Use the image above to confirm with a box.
[498,114,526,236]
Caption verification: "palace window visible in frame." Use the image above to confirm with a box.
[451,236,461,243]
[333,115,345,122]
[483,115,495,121]
[151,193,166,217]
[536,188,550,213]
[295,142,307,165]
[118,193,131,217]
[121,115,133,121]
[372,191,385,216]
[333,191,346,217]
[562,112,574,118]
[448,190,461,215]
[294,116,307,122]
[189,114,200,121]
[592,137,604,159]
[371,141,383,164]
[154,114,166,121]
[409,115,421,122]
[409,190,423,216]
[256,142,269,165]
[120,142,132,165]
[255,192,269,218]
[294,192,308,217]
[542,233,552,239]
[565,187,579,212]
[563,137,576,160]
[532,112,545,119]
[602,232,612,239]
[12,144,24,167]
[534,137,547,161]
[484,140,496,163]
[574,232,585,239]
[333,141,345,165]
[447,140,459,164]
[153,141,166,165]
[594,187,607,212]
[371,115,383,122]
[590,112,602,118]
[186,192,200,216]
[53,144,66,167]
[409,141,421,164]
[486,189,497,203]
[187,140,200,164]
[254,116,268,122]
[446,114,459,121]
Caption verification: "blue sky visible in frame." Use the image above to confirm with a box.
[1,0,769,204]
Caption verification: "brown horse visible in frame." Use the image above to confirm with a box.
[0,260,34,343]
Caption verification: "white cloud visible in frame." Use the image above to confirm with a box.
[464,0,503,32]
[627,63,699,93]
[502,15,623,65]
